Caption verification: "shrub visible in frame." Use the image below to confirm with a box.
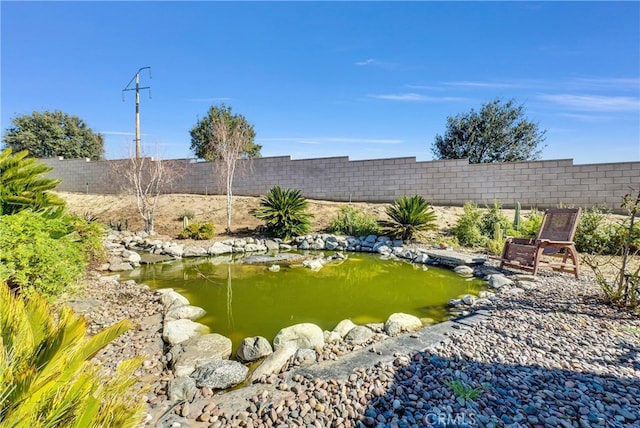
[0,211,104,297]
[575,207,617,254]
[177,222,216,240]
[251,186,312,240]
[0,283,146,427]
[379,195,437,241]
[329,205,380,237]
[452,202,487,247]
[480,201,513,238]
[519,208,543,238]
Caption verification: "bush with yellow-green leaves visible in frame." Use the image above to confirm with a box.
[0,283,147,427]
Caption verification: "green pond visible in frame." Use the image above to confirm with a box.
[120,252,486,351]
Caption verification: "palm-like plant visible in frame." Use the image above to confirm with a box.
[0,283,146,427]
[380,195,438,241]
[0,148,65,216]
[251,186,312,240]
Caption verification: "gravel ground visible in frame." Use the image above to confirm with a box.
[69,265,640,428]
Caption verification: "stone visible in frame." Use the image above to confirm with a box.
[163,244,184,257]
[191,360,248,390]
[325,240,340,250]
[384,313,423,336]
[268,265,281,272]
[294,348,317,366]
[168,376,197,402]
[162,319,210,346]
[170,333,232,377]
[461,294,476,305]
[454,265,475,277]
[121,249,142,266]
[302,259,324,271]
[488,274,514,289]
[273,323,325,351]
[333,319,357,338]
[413,254,429,264]
[208,242,233,255]
[160,290,190,310]
[264,239,280,251]
[236,336,273,363]
[165,305,206,321]
[324,330,341,343]
[250,347,297,382]
[183,246,208,257]
[345,325,374,345]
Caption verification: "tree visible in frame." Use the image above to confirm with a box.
[191,104,258,233]
[431,98,546,164]
[189,104,261,160]
[116,156,181,234]
[0,148,65,216]
[2,110,105,160]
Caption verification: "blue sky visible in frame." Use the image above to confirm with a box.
[2,1,639,164]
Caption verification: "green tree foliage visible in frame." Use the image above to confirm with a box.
[432,98,546,164]
[2,110,104,160]
[380,195,437,241]
[251,186,312,240]
[0,283,146,427]
[0,148,65,216]
[0,211,104,297]
[329,205,380,237]
[189,104,261,160]
[177,222,216,240]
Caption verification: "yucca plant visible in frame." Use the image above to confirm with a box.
[380,195,437,241]
[0,148,65,217]
[251,186,312,240]
[0,283,147,427]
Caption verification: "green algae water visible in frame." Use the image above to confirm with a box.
[120,252,485,351]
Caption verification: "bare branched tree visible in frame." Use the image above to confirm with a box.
[204,105,256,234]
[111,155,183,233]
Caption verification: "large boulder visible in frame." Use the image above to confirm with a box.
[170,333,232,377]
[384,313,423,336]
[165,305,206,321]
[488,274,514,290]
[273,323,325,351]
[162,319,209,346]
[236,336,273,363]
[208,242,233,255]
[333,319,357,338]
[250,347,297,382]
[191,360,248,390]
[160,290,190,310]
[345,325,374,345]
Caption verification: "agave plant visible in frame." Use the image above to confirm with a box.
[0,148,65,217]
[251,186,312,240]
[0,283,146,427]
[380,195,437,241]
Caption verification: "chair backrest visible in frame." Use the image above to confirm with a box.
[537,208,581,242]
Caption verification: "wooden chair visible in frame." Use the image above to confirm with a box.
[500,208,582,278]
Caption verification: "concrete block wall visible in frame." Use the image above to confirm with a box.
[41,155,640,211]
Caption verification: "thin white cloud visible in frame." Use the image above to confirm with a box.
[442,80,520,89]
[569,77,640,90]
[368,93,467,102]
[355,58,378,66]
[538,94,640,112]
[354,58,399,69]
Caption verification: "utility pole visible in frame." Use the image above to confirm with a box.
[122,67,151,159]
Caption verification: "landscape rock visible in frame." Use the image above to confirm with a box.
[191,360,248,390]
[160,290,190,310]
[272,323,325,351]
[170,333,232,377]
[165,304,206,321]
[162,319,209,346]
[384,312,423,336]
[208,242,233,255]
[345,325,374,345]
[168,376,197,402]
[250,347,297,382]
[236,336,273,362]
[333,319,357,338]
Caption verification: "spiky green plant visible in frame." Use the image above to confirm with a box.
[513,201,521,231]
[251,186,312,240]
[380,195,437,241]
[0,148,65,217]
[0,283,146,427]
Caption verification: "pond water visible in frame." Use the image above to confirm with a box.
[120,252,486,351]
